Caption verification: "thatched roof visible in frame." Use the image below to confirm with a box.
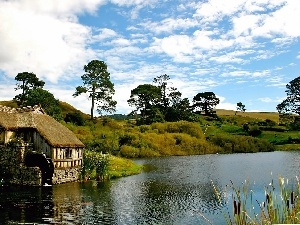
[0,105,84,148]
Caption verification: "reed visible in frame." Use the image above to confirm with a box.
[214,176,300,224]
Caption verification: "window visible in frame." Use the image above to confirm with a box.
[65,149,72,158]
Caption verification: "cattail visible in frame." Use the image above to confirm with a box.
[237,201,241,215]
[234,200,237,215]
[266,193,270,204]
[286,199,289,209]
[291,191,295,205]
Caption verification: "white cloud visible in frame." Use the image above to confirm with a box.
[194,1,244,22]
[93,28,118,41]
[216,96,237,110]
[141,17,198,34]
[0,0,97,83]
[258,97,282,103]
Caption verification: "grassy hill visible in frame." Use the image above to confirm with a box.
[216,109,279,123]
[0,100,89,119]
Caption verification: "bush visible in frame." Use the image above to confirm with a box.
[151,121,204,138]
[120,145,140,158]
[82,151,110,181]
[248,124,262,137]
[64,112,85,126]
[208,134,274,153]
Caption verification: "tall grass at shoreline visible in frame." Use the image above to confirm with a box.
[213,176,300,224]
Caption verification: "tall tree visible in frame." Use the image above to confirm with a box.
[14,72,45,106]
[73,60,117,120]
[277,76,300,115]
[127,84,162,123]
[192,92,220,115]
[153,74,169,109]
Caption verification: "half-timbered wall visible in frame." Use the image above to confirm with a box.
[52,147,83,168]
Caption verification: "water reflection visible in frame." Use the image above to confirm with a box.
[0,152,300,224]
[0,186,54,224]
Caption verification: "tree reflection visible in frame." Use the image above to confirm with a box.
[0,186,54,224]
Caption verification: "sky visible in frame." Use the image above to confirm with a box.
[0,0,300,116]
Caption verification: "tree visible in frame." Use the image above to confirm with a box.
[25,88,62,121]
[127,84,162,124]
[153,74,192,121]
[192,92,220,115]
[14,72,45,106]
[73,60,117,120]
[277,76,300,115]
[153,74,169,109]
[236,102,246,115]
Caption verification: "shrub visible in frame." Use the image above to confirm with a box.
[208,134,274,153]
[64,112,85,126]
[82,151,110,181]
[248,124,262,137]
[120,145,140,158]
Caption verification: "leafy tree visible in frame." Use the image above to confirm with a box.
[192,92,220,115]
[127,84,162,124]
[25,88,62,121]
[277,76,300,115]
[73,60,117,120]
[14,72,45,106]
[236,102,246,115]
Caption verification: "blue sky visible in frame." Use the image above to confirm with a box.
[0,0,299,115]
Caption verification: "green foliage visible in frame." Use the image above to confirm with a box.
[208,133,274,153]
[82,150,110,181]
[236,102,246,113]
[107,155,142,179]
[151,121,204,138]
[14,72,45,106]
[277,76,300,115]
[261,131,300,145]
[64,112,85,126]
[248,124,262,137]
[220,124,246,135]
[192,91,220,115]
[25,88,63,121]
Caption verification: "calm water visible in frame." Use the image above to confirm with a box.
[1,151,300,224]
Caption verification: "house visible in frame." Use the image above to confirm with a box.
[0,105,85,185]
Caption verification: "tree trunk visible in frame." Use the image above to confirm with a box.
[91,86,95,120]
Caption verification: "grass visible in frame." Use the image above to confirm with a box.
[275,144,300,151]
[107,155,143,179]
[216,109,280,124]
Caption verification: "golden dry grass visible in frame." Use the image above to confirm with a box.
[216,109,280,123]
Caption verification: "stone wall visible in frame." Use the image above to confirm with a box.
[52,167,81,184]
[0,144,42,186]
[10,166,42,186]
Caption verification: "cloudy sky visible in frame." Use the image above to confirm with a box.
[0,0,299,115]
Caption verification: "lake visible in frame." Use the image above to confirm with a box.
[1,151,300,224]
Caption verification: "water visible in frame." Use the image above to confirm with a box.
[1,151,300,224]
